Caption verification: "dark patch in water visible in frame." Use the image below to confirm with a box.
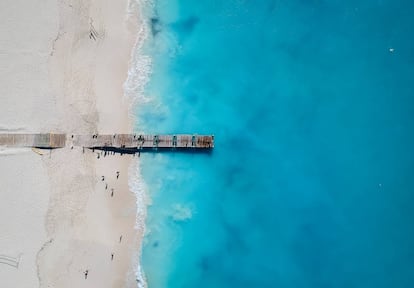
[222,163,246,189]
[186,92,199,106]
[152,241,159,248]
[171,16,200,41]
[150,17,162,36]
[267,0,278,13]
[217,209,249,254]
[199,256,211,271]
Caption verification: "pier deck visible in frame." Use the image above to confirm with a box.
[71,134,214,149]
[0,133,66,148]
[0,133,214,150]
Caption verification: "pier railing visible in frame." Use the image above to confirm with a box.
[0,133,214,150]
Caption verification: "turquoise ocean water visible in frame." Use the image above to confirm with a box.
[133,1,414,287]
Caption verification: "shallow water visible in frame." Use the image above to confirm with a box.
[134,1,414,287]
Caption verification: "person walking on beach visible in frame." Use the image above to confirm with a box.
[119,235,122,243]
[101,176,105,181]
[116,171,120,179]
[111,188,114,197]
[84,269,89,279]
[111,253,114,261]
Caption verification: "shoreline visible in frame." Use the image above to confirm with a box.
[124,1,151,285]
[39,0,145,287]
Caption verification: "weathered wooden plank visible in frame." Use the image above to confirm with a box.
[0,133,213,150]
[0,133,66,148]
[73,134,214,149]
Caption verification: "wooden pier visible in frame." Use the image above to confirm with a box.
[0,133,214,151]
[0,133,66,148]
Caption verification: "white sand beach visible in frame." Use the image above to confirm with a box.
[0,0,145,287]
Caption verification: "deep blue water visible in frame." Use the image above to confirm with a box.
[135,1,414,287]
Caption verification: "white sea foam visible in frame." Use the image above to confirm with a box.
[124,1,153,287]
[128,159,150,230]
[124,0,153,121]
[128,158,150,288]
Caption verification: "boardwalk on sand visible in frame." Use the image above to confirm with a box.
[0,133,214,150]
[0,133,66,148]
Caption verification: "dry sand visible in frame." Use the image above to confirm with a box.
[0,0,145,287]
